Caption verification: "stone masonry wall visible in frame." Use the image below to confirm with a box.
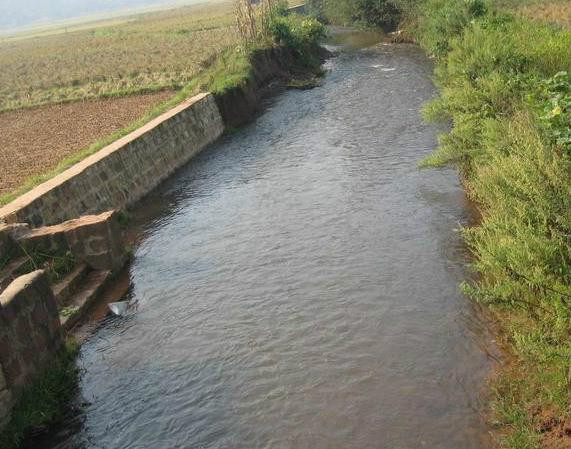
[0,271,62,431]
[0,363,12,431]
[18,210,126,272]
[0,93,224,227]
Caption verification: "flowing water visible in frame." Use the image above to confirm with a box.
[33,37,494,449]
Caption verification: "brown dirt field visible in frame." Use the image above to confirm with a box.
[0,91,173,196]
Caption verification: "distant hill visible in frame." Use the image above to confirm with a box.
[0,0,205,30]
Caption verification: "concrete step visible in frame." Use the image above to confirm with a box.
[60,270,112,331]
[0,256,31,292]
[51,263,90,306]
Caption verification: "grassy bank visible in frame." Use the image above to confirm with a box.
[308,0,571,447]
[412,1,571,448]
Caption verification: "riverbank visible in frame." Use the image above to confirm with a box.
[0,8,327,447]
[408,1,571,448]
[15,32,493,449]
[306,0,571,446]
[0,1,316,205]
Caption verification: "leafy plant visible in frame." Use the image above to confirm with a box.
[306,0,404,29]
[269,15,326,50]
[538,71,571,147]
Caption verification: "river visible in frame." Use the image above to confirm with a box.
[30,35,494,449]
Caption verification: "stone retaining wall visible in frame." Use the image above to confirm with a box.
[0,93,224,228]
[0,271,62,430]
[0,364,12,431]
[18,210,126,272]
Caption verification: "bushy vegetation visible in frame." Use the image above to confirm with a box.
[269,14,326,51]
[179,1,325,97]
[234,0,325,50]
[415,0,571,446]
[413,0,488,57]
[306,0,406,29]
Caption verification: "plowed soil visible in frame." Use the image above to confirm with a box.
[0,91,173,197]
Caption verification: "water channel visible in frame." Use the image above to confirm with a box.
[33,35,494,449]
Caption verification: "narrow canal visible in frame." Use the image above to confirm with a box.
[37,37,494,449]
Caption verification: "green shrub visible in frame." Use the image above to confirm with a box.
[414,0,488,57]
[306,0,404,29]
[353,0,402,29]
[269,14,326,50]
[417,2,571,446]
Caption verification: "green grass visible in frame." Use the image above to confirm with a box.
[195,46,252,94]
[0,339,81,449]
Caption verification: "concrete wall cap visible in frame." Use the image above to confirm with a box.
[0,270,45,308]
[0,223,30,239]
[19,210,116,240]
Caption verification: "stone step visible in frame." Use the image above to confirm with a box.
[51,263,90,306]
[60,270,112,331]
[0,256,31,293]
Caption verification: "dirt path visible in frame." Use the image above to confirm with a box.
[0,91,173,197]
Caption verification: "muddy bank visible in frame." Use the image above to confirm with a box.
[214,45,329,128]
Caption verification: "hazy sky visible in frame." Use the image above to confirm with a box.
[0,0,204,30]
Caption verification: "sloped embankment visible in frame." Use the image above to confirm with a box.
[213,45,329,128]
[412,0,571,447]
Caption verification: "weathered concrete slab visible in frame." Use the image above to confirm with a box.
[60,269,112,330]
[17,210,126,272]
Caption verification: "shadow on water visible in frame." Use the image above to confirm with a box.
[325,26,387,50]
[24,31,498,449]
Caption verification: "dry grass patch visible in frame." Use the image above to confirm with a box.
[517,1,571,27]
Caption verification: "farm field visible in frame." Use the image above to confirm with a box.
[0,1,236,112]
[0,91,173,197]
[0,0,237,202]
